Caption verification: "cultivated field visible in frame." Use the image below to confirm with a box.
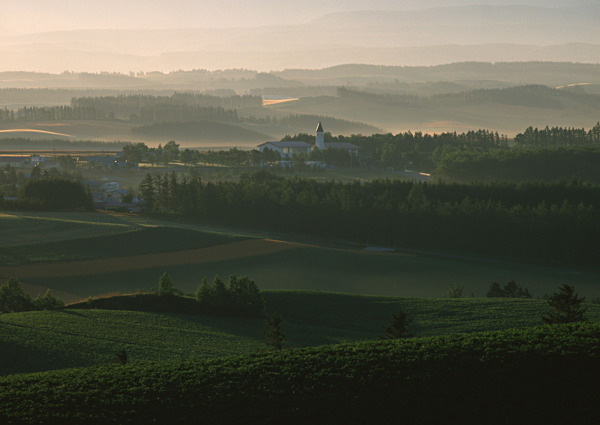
[2,211,600,302]
[3,292,599,376]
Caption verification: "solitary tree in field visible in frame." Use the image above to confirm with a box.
[542,284,588,324]
[266,313,286,350]
[158,272,175,296]
[382,309,412,339]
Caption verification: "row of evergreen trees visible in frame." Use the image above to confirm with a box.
[514,123,600,147]
[138,171,600,267]
[0,106,97,121]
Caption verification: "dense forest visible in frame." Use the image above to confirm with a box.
[139,171,600,267]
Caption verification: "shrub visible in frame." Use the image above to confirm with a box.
[0,277,34,313]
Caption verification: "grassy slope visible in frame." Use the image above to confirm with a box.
[1,322,599,424]
[3,212,600,300]
[27,245,600,301]
[0,224,247,266]
[0,211,138,248]
[2,291,600,376]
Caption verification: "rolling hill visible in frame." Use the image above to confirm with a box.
[2,292,600,376]
[2,211,600,303]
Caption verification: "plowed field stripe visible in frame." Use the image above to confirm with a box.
[0,239,301,279]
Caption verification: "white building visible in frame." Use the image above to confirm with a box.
[258,121,360,159]
[314,121,360,155]
[257,141,312,158]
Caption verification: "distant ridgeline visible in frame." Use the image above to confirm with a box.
[338,85,600,109]
[139,171,600,267]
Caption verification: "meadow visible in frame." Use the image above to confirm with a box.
[2,211,600,302]
[3,291,600,376]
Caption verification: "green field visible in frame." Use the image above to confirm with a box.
[4,322,598,424]
[2,292,599,376]
[3,211,600,301]
[0,211,138,248]
[0,220,246,266]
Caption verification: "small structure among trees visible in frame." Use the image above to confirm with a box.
[542,284,588,324]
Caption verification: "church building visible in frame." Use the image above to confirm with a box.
[313,121,359,155]
[257,122,359,158]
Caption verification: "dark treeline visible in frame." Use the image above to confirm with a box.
[1,174,93,211]
[338,85,600,109]
[282,129,506,168]
[0,106,97,121]
[139,171,600,267]
[0,88,177,106]
[71,93,261,121]
[0,93,261,123]
[514,123,600,147]
[434,146,600,183]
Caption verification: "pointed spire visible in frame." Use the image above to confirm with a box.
[316,121,323,133]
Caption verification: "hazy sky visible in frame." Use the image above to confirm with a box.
[3,0,595,34]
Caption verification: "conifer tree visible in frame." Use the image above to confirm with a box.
[266,314,286,350]
[382,309,412,339]
[542,284,588,324]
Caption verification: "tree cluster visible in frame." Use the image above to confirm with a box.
[486,281,531,298]
[0,277,63,314]
[434,146,600,183]
[1,176,94,211]
[195,275,265,317]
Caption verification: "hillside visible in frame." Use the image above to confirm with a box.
[2,292,600,376]
[1,322,599,424]
[267,85,600,135]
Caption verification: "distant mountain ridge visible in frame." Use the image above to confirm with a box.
[1,5,599,73]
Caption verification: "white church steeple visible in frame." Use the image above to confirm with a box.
[315,121,324,150]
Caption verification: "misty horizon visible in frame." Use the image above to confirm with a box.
[1,1,599,73]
